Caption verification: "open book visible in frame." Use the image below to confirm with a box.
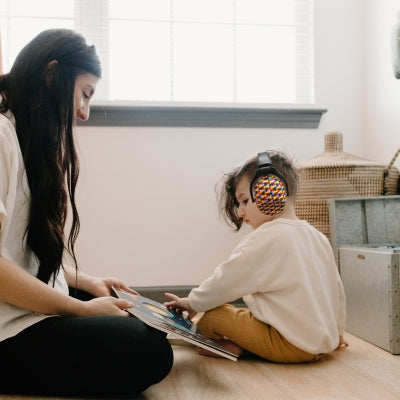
[112,286,237,361]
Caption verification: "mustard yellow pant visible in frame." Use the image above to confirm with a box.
[196,304,320,363]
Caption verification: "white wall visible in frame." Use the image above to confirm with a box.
[364,0,400,166]
[73,0,374,287]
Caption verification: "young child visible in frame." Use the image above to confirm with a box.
[165,150,348,362]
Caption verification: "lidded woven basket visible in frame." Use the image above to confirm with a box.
[294,131,399,240]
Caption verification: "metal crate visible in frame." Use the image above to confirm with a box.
[339,246,400,354]
[329,196,400,354]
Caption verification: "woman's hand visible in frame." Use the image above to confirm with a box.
[63,265,137,298]
[85,276,138,298]
[80,296,134,317]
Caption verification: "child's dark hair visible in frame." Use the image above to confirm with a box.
[217,150,298,231]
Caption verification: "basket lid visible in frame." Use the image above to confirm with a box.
[297,131,383,168]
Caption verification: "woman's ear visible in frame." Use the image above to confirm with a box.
[45,60,58,86]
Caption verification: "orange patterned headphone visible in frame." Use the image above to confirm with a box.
[249,152,289,216]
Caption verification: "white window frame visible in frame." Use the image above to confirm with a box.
[1,0,326,128]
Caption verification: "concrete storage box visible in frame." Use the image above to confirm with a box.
[329,196,400,354]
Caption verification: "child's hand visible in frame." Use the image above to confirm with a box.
[164,293,191,311]
[164,293,197,319]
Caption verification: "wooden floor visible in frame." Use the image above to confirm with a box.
[1,333,400,400]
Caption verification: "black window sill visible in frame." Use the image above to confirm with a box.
[80,104,327,129]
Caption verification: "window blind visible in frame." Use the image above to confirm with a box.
[0,0,314,106]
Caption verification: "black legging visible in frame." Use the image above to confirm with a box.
[0,291,173,397]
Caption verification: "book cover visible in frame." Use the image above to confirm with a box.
[112,286,237,361]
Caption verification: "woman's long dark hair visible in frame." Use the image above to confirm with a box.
[0,29,101,284]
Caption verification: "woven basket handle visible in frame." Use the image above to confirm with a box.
[383,148,400,194]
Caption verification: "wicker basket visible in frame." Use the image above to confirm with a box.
[294,131,400,240]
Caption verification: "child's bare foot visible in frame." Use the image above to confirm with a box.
[197,339,243,358]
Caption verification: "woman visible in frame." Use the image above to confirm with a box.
[0,29,173,397]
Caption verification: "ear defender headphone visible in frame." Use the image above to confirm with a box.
[249,152,289,216]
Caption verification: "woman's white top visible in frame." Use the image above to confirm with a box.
[0,109,68,342]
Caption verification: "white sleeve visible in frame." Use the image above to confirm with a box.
[0,127,14,233]
[188,246,258,312]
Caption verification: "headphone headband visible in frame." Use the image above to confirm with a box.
[256,152,272,168]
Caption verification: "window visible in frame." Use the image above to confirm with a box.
[0,0,324,127]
